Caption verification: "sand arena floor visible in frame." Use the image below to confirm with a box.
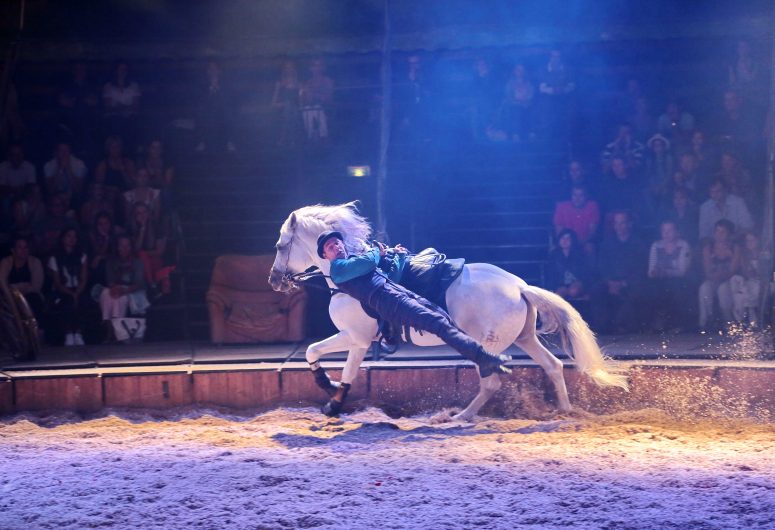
[1,404,773,530]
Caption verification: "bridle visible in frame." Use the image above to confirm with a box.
[272,230,332,292]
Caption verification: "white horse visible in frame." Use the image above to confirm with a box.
[269,202,627,420]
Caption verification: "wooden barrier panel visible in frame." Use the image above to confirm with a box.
[104,373,193,409]
[370,367,457,414]
[716,368,775,419]
[14,376,102,413]
[193,371,281,409]
[279,368,368,406]
[0,379,13,415]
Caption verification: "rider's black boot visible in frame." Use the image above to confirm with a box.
[470,348,512,378]
[310,361,339,397]
[322,383,351,417]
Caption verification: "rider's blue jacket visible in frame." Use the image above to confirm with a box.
[329,248,407,301]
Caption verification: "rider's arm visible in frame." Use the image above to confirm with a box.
[330,248,380,284]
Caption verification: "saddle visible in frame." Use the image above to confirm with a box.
[398,248,465,312]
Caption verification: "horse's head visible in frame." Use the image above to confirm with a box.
[269,212,315,292]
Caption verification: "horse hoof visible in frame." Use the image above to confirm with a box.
[322,400,342,417]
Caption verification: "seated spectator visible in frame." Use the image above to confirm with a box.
[88,211,123,287]
[300,58,334,143]
[628,96,656,143]
[128,202,169,294]
[728,39,764,107]
[538,50,575,142]
[47,228,91,345]
[10,183,46,238]
[35,195,78,257]
[675,152,706,199]
[502,63,535,143]
[715,152,753,206]
[601,123,644,173]
[196,61,237,152]
[698,219,740,329]
[56,62,99,155]
[656,99,695,145]
[553,185,600,247]
[0,143,36,204]
[0,235,45,322]
[102,61,141,152]
[698,179,753,241]
[715,90,761,162]
[99,235,148,341]
[660,187,700,244]
[730,231,762,325]
[43,141,87,208]
[123,168,160,222]
[591,211,648,333]
[600,157,643,219]
[469,58,499,143]
[547,229,589,300]
[271,61,303,147]
[143,139,175,191]
[80,182,115,229]
[644,134,673,209]
[95,135,135,201]
[690,130,715,176]
[646,220,692,331]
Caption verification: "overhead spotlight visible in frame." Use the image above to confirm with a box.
[347,165,371,178]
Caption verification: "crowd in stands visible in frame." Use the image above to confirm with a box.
[548,39,769,334]
[0,60,185,345]
[0,39,770,343]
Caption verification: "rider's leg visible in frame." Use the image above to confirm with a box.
[370,284,510,377]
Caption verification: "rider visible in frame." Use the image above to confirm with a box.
[314,230,511,415]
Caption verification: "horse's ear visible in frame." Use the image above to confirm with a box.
[346,200,360,212]
[289,212,297,228]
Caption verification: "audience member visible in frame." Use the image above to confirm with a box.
[600,157,643,218]
[502,63,535,143]
[35,195,77,257]
[0,235,45,321]
[656,99,695,146]
[142,139,175,211]
[47,228,90,345]
[395,55,430,142]
[601,123,644,172]
[715,152,753,207]
[123,168,161,221]
[715,89,760,162]
[469,58,499,143]
[698,219,740,329]
[675,152,706,200]
[43,141,87,207]
[102,61,141,151]
[553,185,600,247]
[99,235,148,340]
[660,187,699,244]
[271,61,303,147]
[730,231,762,325]
[80,182,115,229]
[300,58,334,142]
[644,133,673,208]
[628,96,656,143]
[591,211,648,333]
[538,50,575,142]
[690,130,714,176]
[546,229,589,300]
[95,135,135,200]
[728,39,764,106]
[0,143,36,202]
[56,62,99,154]
[196,61,237,152]
[10,184,46,238]
[88,211,122,288]
[646,220,692,331]
[698,179,753,241]
[128,202,168,293]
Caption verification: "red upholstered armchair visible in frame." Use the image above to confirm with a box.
[206,255,307,343]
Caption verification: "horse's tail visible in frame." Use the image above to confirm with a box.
[521,284,629,390]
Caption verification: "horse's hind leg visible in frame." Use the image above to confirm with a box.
[514,301,572,412]
[453,372,502,422]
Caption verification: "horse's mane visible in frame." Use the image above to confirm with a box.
[284,201,372,255]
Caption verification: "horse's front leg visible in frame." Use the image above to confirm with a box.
[322,344,369,417]
[306,331,356,397]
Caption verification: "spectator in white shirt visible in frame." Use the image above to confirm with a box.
[698,179,753,241]
[0,143,36,196]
